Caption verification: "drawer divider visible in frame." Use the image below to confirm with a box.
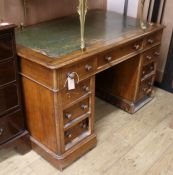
[63,93,91,110]
[64,113,90,131]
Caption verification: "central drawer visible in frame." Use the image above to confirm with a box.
[97,39,143,68]
[63,98,89,125]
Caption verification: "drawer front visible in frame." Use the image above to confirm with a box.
[138,76,154,100]
[142,46,160,66]
[0,60,16,86]
[61,57,96,88]
[144,31,162,49]
[63,98,89,125]
[141,62,155,79]
[64,118,88,145]
[0,83,19,115]
[97,39,143,68]
[62,79,91,107]
[0,33,14,61]
[0,110,24,144]
[97,49,116,68]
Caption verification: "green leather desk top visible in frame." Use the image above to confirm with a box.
[16,10,141,58]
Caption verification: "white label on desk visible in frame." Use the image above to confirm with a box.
[67,77,75,90]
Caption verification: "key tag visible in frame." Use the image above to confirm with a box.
[67,76,75,90]
[65,72,79,91]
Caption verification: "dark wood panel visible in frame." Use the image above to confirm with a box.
[0,83,19,115]
[0,32,14,61]
[0,60,16,86]
[0,110,25,144]
[0,23,29,154]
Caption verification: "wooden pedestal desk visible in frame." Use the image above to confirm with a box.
[15,10,164,170]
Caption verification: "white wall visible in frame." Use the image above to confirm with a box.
[107,0,139,18]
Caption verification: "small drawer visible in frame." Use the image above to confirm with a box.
[97,49,116,68]
[0,83,19,115]
[0,60,16,86]
[62,79,91,107]
[0,33,14,61]
[141,62,155,79]
[64,118,88,145]
[0,110,24,144]
[97,39,143,68]
[144,31,162,49]
[116,39,143,58]
[63,98,89,125]
[137,77,154,100]
[142,47,160,66]
[61,57,96,89]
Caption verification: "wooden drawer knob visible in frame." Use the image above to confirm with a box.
[148,39,154,44]
[150,66,154,70]
[83,85,90,92]
[0,128,4,136]
[142,87,152,94]
[81,104,88,110]
[142,70,146,75]
[65,131,72,138]
[148,82,152,86]
[67,72,75,79]
[154,52,160,56]
[105,56,112,62]
[133,44,140,50]
[142,87,147,92]
[146,56,152,60]
[80,123,87,129]
[147,89,152,94]
[85,64,92,71]
[65,113,72,119]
